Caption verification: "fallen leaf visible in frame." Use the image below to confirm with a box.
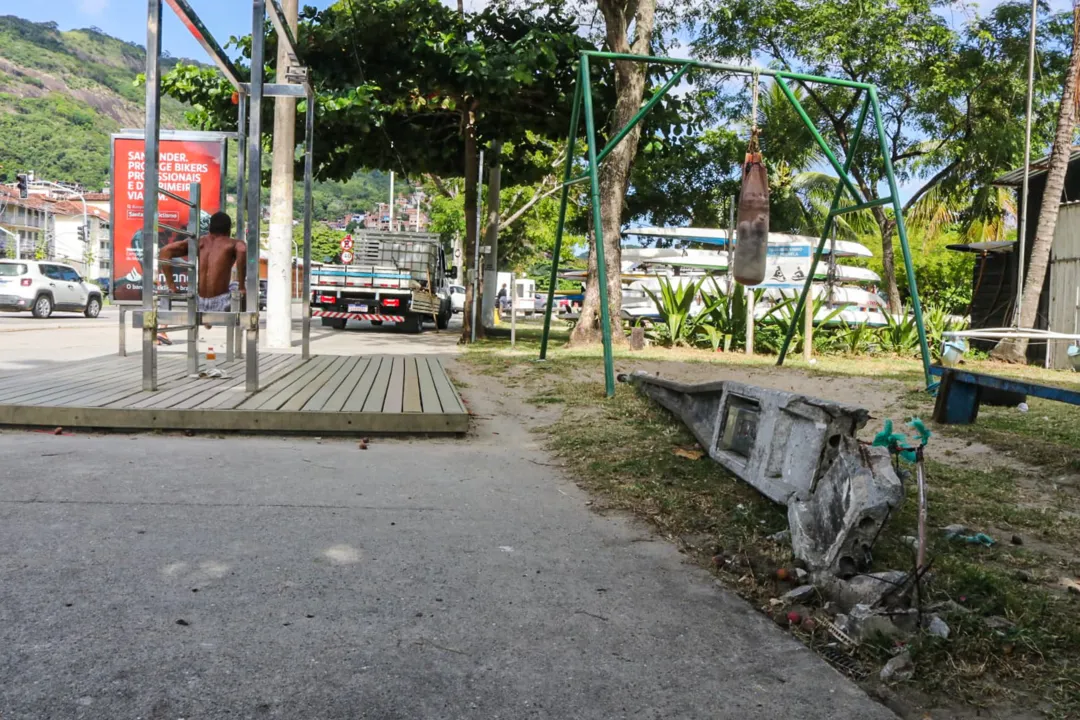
[673,447,704,461]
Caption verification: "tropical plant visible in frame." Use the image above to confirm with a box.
[923,302,969,361]
[760,291,841,354]
[876,309,921,355]
[837,320,876,356]
[694,279,765,352]
[643,276,717,346]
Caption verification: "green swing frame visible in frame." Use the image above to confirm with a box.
[538,50,933,397]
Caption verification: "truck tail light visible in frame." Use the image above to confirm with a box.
[317,295,336,304]
[382,298,400,308]
[21,279,32,286]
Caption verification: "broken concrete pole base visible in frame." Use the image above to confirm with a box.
[788,438,903,576]
[621,372,904,578]
[815,571,910,613]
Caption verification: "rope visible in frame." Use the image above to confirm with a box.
[747,71,761,156]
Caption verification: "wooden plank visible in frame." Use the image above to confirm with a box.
[382,357,405,413]
[402,357,422,413]
[129,359,257,410]
[0,360,141,406]
[0,403,470,435]
[66,354,215,410]
[427,357,464,414]
[319,357,371,413]
[361,356,394,413]
[302,356,362,412]
[105,358,245,409]
[416,355,441,413]
[0,355,135,400]
[0,354,120,392]
[342,356,384,412]
[280,356,350,412]
[238,356,334,411]
[194,354,305,410]
[168,355,293,411]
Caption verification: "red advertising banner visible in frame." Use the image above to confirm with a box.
[110,134,226,304]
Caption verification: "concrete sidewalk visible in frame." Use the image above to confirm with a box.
[0,421,893,719]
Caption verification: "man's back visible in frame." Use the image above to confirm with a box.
[198,234,244,299]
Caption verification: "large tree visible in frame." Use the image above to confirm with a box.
[159,0,589,343]
[569,0,658,346]
[992,3,1080,363]
[693,0,1070,312]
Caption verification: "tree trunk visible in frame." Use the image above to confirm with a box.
[569,0,657,347]
[992,8,1080,363]
[481,143,503,328]
[459,104,484,344]
[865,203,902,314]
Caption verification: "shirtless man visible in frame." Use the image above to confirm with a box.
[159,211,247,328]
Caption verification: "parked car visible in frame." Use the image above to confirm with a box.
[95,277,111,298]
[0,259,104,318]
[449,284,466,314]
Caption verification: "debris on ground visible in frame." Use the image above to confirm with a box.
[925,614,950,639]
[1060,577,1080,596]
[879,651,914,683]
[781,585,816,603]
[673,446,705,461]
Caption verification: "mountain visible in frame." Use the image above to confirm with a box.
[0,15,191,190]
[0,15,399,220]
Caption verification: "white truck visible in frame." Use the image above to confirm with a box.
[495,272,538,316]
[310,231,454,333]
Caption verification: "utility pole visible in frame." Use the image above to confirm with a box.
[481,142,502,328]
[266,0,298,349]
[389,171,395,231]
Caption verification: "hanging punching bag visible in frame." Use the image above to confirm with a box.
[734,127,770,286]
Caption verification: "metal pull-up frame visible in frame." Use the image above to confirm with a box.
[140,0,316,392]
[538,51,933,397]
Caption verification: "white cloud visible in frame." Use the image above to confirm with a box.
[78,0,109,15]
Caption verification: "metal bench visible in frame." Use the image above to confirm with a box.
[931,366,1080,425]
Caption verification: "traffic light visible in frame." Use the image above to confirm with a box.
[16,174,27,199]
[77,225,87,244]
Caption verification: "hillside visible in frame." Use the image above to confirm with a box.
[0,15,191,190]
[0,15,396,219]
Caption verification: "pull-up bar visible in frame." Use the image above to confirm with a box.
[539,50,933,397]
[141,0,317,392]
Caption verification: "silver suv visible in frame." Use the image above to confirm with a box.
[0,259,104,319]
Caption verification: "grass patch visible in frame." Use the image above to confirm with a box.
[464,334,1080,715]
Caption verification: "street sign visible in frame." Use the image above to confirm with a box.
[480,245,492,254]
[340,249,354,264]
[340,235,354,251]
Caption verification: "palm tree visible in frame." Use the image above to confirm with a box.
[991,2,1080,363]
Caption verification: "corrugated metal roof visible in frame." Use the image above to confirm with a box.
[993,145,1080,186]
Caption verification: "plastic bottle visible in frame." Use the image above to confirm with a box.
[206,345,216,370]
[734,131,770,286]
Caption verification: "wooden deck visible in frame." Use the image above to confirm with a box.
[0,353,469,434]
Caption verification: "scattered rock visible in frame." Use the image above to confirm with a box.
[176,619,189,626]
[925,614,950,639]
[782,585,816,603]
[1011,534,1024,546]
[629,326,646,351]
[879,651,914,683]
[767,529,791,544]
[850,604,907,642]
[1014,570,1033,583]
[901,535,919,550]
[794,568,808,582]
[984,616,1015,631]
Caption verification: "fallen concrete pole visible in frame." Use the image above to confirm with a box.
[620,371,903,575]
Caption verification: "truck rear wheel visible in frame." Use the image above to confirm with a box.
[322,317,347,330]
[400,312,422,334]
[436,299,451,330]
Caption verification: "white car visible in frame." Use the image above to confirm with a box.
[0,259,104,319]
[449,284,466,314]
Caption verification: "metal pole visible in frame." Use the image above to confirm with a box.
[1016,0,1038,327]
[777,95,870,365]
[470,149,484,344]
[119,306,127,356]
[869,87,932,388]
[803,289,813,362]
[745,286,754,355]
[245,0,265,392]
[580,57,616,398]
[540,71,583,360]
[236,92,247,360]
[389,171,395,230]
[141,0,163,391]
[186,182,201,377]
[302,91,314,360]
[511,271,517,348]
